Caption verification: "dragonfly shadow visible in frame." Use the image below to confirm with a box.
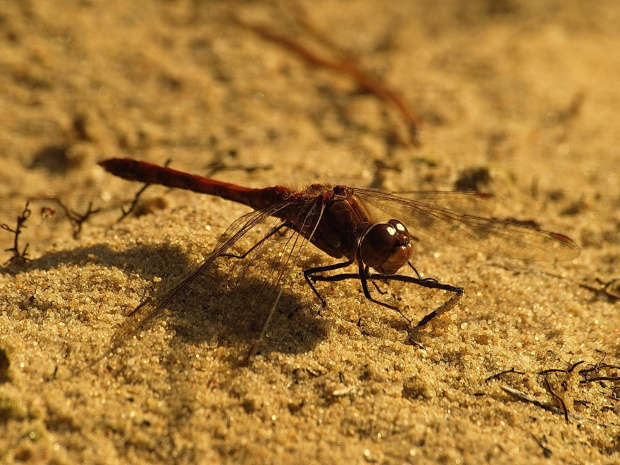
[160,260,331,359]
[6,241,329,360]
[0,242,189,281]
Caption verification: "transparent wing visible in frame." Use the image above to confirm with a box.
[354,188,579,261]
[238,194,328,359]
[106,200,296,355]
[101,193,331,364]
[387,191,496,217]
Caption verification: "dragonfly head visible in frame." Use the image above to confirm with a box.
[359,219,413,275]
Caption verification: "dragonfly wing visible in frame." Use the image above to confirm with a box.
[237,194,329,353]
[354,189,579,261]
[107,201,295,354]
[385,191,496,217]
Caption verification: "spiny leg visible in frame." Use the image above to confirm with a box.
[356,261,413,324]
[310,268,463,330]
[408,262,423,280]
[368,265,389,296]
[304,259,355,309]
[366,263,436,297]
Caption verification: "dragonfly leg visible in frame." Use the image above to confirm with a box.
[357,262,412,324]
[309,269,464,330]
[304,259,355,309]
[407,262,423,280]
[368,265,390,295]
[221,221,290,259]
[411,283,463,330]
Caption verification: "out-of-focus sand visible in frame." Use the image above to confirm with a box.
[1,1,618,463]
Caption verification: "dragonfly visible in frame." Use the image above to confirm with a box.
[98,158,580,362]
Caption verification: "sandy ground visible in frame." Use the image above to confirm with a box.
[1,0,619,464]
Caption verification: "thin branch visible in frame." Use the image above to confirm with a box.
[542,376,569,423]
[500,386,602,425]
[485,367,526,382]
[232,16,422,145]
[43,198,100,239]
[1,201,32,266]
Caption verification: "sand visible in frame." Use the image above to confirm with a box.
[1,1,618,464]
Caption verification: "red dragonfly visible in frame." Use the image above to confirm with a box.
[99,158,579,360]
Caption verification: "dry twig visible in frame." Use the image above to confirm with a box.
[1,201,32,266]
[232,12,422,145]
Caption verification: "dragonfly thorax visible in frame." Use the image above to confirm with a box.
[358,219,413,275]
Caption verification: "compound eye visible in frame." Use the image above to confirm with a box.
[359,219,413,275]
